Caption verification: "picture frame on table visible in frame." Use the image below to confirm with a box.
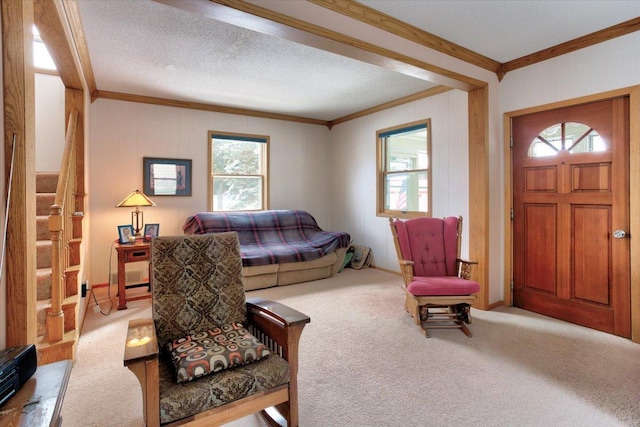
[118,225,135,244]
[143,157,192,196]
[144,223,160,238]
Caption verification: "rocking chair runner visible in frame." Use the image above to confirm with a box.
[389,216,480,337]
[123,232,310,426]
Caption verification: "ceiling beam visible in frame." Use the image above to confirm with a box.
[154,0,486,92]
[33,0,83,90]
[498,16,640,80]
[308,0,501,75]
[60,0,98,99]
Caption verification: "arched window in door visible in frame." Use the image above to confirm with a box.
[528,122,606,157]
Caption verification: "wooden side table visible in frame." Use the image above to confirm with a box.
[115,241,151,310]
[0,360,72,427]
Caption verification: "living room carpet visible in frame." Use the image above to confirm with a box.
[61,268,640,426]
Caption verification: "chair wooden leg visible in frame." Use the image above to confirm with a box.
[460,323,472,337]
[405,293,421,325]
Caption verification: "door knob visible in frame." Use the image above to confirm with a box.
[613,230,628,239]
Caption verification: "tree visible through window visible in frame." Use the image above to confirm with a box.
[377,120,431,217]
[209,132,269,211]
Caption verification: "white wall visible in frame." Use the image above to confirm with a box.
[35,73,65,172]
[88,99,332,286]
[330,90,470,273]
[500,32,640,113]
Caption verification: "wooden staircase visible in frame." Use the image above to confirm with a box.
[35,172,82,365]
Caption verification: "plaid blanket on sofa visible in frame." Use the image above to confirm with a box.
[182,210,351,266]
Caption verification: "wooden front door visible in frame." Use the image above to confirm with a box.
[512,97,631,337]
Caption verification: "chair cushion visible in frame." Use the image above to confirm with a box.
[167,323,270,383]
[407,276,480,296]
[394,217,459,277]
[151,233,247,346]
[159,352,290,425]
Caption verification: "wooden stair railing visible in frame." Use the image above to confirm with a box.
[46,109,78,343]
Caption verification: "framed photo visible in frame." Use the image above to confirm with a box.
[144,223,160,238]
[143,157,192,196]
[118,225,135,244]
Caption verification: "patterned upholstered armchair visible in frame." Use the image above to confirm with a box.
[389,216,480,337]
[124,232,310,426]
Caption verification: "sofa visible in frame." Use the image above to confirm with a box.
[182,210,351,290]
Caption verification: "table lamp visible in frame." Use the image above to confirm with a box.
[116,189,156,236]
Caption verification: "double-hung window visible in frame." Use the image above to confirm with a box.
[209,131,269,211]
[377,120,431,218]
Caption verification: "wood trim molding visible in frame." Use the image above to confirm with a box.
[3,0,38,347]
[95,90,331,127]
[33,0,83,90]
[503,113,513,307]
[60,0,98,99]
[330,86,452,127]
[35,67,59,77]
[308,0,501,74]
[498,16,640,80]
[96,86,454,129]
[156,0,485,92]
[468,87,489,310]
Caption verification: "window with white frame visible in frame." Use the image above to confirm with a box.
[209,132,269,211]
[377,120,431,218]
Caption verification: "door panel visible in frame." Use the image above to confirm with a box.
[523,204,556,294]
[572,205,609,305]
[512,98,630,337]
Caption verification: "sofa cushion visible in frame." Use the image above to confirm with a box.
[166,322,270,383]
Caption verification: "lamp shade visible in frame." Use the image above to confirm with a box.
[116,190,156,208]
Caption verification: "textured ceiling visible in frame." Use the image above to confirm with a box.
[74,0,640,122]
[359,0,640,63]
[76,0,437,121]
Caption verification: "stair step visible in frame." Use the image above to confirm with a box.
[65,265,80,298]
[36,297,78,339]
[36,301,47,337]
[36,215,49,241]
[36,172,59,194]
[36,330,76,366]
[36,240,52,269]
[37,267,52,300]
[36,193,56,216]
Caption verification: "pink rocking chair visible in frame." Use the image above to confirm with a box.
[389,216,480,337]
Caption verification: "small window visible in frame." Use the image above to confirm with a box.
[529,122,605,157]
[33,26,56,71]
[377,120,431,218]
[209,132,269,211]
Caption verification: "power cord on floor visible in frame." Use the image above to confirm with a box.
[88,240,118,316]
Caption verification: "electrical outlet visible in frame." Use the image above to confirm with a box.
[81,282,88,298]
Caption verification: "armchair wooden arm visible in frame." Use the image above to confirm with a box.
[124,318,160,427]
[246,298,310,427]
[124,301,310,427]
[396,259,415,286]
[456,258,479,280]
